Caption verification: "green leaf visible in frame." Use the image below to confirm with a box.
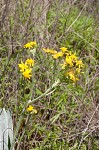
[50,113,62,124]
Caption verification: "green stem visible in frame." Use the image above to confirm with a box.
[11,79,59,149]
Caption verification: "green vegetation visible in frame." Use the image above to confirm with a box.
[0,0,99,149]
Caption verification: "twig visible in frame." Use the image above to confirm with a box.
[78,103,99,149]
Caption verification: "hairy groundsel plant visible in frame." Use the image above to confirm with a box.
[15,41,84,149]
[18,41,84,112]
[18,41,84,118]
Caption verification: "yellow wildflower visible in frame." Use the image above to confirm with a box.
[65,56,73,66]
[76,60,84,68]
[76,68,81,73]
[18,61,28,72]
[42,48,56,54]
[24,41,37,49]
[18,58,35,79]
[25,58,34,66]
[42,45,84,82]
[69,52,77,61]
[66,70,79,82]
[52,51,63,59]
[65,52,78,67]
[27,105,37,114]
[22,69,32,79]
[60,47,68,53]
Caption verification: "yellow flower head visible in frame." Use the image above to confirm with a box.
[69,52,77,61]
[65,52,78,67]
[52,51,63,59]
[18,58,35,79]
[27,105,37,114]
[60,47,68,53]
[22,69,32,79]
[42,48,56,54]
[65,56,73,66]
[76,60,84,68]
[18,61,28,72]
[25,58,34,67]
[66,70,79,82]
[24,41,37,49]
[76,68,81,73]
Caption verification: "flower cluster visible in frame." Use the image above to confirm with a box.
[27,105,37,114]
[18,58,34,79]
[24,41,37,49]
[43,47,68,59]
[42,47,84,82]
